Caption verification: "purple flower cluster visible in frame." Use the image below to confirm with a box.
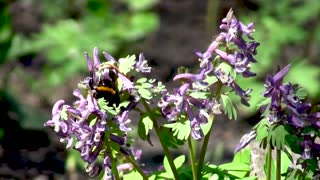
[262,64,320,160]
[196,9,259,105]
[44,48,145,178]
[235,64,320,168]
[159,9,259,140]
[263,65,320,128]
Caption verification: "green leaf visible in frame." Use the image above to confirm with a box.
[158,127,185,148]
[119,55,136,74]
[216,62,237,79]
[89,117,98,127]
[163,120,191,140]
[97,98,109,113]
[284,133,302,154]
[142,114,153,135]
[254,118,269,141]
[293,84,308,100]
[154,81,166,94]
[219,162,250,178]
[284,169,304,180]
[267,124,289,150]
[60,106,68,120]
[138,113,153,142]
[137,88,152,100]
[163,156,174,178]
[135,78,155,100]
[220,94,238,120]
[200,113,214,136]
[280,151,291,177]
[123,170,143,180]
[239,177,258,180]
[162,155,185,179]
[189,91,209,99]
[173,155,185,169]
[204,75,218,86]
[136,77,147,83]
[219,162,250,171]
[233,147,251,165]
[203,163,248,179]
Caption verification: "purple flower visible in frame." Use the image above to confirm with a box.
[219,9,256,42]
[135,53,151,73]
[159,68,224,139]
[264,64,291,97]
[45,48,145,178]
[160,10,259,140]
[195,9,259,83]
[214,68,252,106]
[194,34,224,59]
[300,135,320,160]
[234,130,256,153]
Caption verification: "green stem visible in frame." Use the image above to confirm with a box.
[188,136,198,180]
[266,144,272,180]
[142,100,180,180]
[196,82,222,178]
[106,142,120,180]
[126,155,148,180]
[196,124,212,178]
[276,149,281,180]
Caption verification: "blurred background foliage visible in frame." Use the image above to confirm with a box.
[1,0,159,128]
[0,0,319,178]
[237,0,320,116]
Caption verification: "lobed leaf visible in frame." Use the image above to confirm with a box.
[220,94,238,120]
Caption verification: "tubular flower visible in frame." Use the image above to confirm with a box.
[193,9,258,107]
[234,65,320,167]
[45,47,151,178]
[160,9,259,140]
[158,70,222,140]
[195,9,259,79]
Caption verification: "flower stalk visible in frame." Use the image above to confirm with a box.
[188,136,197,180]
[266,144,272,180]
[126,155,148,180]
[142,99,180,180]
[276,148,281,180]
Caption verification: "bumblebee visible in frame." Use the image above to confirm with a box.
[89,70,120,107]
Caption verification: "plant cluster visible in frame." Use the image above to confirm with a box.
[45,9,320,180]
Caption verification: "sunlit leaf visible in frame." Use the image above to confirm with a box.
[119,55,136,74]
[233,147,251,165]
[267,124,289,150]
[123,170,143,180]
[163,156,173,178]
[142,114,153,135]
[164,120,191,140]
[173,155,185,169]
[254,118,269,141]
[220,94,238,120]
[138,113,153,142]
[60,106,68,120]
[200,113,214,136]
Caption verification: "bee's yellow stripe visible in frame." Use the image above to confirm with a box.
[96,86,116,95]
